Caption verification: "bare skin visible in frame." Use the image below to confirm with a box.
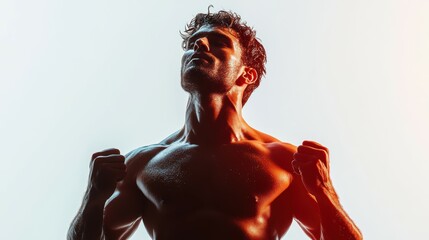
[68,25,362,240]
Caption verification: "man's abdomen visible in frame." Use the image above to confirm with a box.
[149,208,279,240]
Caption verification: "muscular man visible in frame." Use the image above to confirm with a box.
[68,10,362,240]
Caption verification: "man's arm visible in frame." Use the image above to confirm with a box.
[67,187,110,240]
[67,148,126,240]
[312,186,361,240]
[292,140,362,240]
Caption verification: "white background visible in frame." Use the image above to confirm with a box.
[1,0,428,239]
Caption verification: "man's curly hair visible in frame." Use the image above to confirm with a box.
[181,9,267,105]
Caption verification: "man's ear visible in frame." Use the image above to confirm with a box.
[238,67,258,86]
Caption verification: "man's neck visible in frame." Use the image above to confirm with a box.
[181,92,249,145]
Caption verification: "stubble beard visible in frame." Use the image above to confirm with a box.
[181,58,241,96]
[181,64,236,95]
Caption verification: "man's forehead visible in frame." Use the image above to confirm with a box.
[190,25,239,41]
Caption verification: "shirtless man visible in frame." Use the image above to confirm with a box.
[68,10,362,240]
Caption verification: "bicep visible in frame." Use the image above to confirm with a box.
[103,150,150,239]
[290,176,322,240]
[103,183,145,239]
[271,142,322,239]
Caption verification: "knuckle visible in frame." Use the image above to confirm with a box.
[325,147,330,154]
[91,148,120,160]
[91,152,100,160]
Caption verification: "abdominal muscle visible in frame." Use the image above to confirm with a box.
[150,209,278,240]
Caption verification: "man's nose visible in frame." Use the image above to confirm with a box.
[193,38,209,52]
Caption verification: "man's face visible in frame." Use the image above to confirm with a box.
[181,25,245,94]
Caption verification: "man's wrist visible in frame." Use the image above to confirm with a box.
[84,187,110,208]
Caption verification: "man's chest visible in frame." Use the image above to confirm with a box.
[137,142,293,218]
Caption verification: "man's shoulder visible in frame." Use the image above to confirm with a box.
[124,129,185,167]
[245,129,297,171]
[124,144,168,167]
[264,141,296,167]
[248,128,297,154]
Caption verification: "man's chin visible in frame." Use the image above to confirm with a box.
[181,68,214,92]
[182,66,211,81]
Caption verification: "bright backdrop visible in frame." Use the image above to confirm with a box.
[1,0,428,239]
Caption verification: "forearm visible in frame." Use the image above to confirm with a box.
[314,188,362,240]
[67,188,107,240]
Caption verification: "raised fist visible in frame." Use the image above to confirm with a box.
[292,141,333,196]
[88,148,126,200]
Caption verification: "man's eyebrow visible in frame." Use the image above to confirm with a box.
[188,31,233,44]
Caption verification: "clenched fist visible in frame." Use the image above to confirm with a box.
[292,141,334,196]
[88,148,126,200]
